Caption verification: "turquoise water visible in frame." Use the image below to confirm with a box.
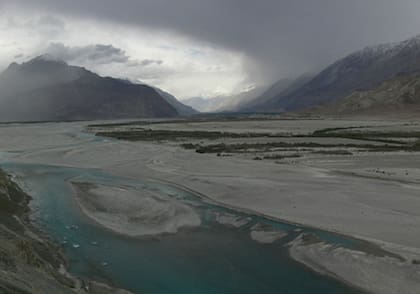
[2,162,364,294]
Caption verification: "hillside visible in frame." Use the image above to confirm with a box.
[0,55,180,122]
[238,75,313,112]
[152,87,198,116]
[310,74,420,116]
[248,35,420,112]
[0,169,133,293]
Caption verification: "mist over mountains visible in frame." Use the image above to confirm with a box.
[182,86,266,113]
[237,34,420,115]
[3,33,420,122]
[0,55,195,122]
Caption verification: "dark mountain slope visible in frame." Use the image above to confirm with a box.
[249,35,420,112]
[152,87,198,116]
[311,73,420,116]
[0,55,179,122]
[239,74,313,112]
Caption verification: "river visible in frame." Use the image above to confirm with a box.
[0,122,365,294]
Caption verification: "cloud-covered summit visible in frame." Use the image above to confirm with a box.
[45,43,130,64]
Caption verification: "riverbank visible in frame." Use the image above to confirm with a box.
[0,168,133,294]
[1,119,420,293]
[70,167,420,294]
[288,234,420,294]
[3,162,367,294]
[86,118,420,293]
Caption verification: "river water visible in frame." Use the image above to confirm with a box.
[0,122,367,294]
[0,159,365,294]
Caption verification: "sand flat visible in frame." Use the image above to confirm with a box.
[1,119,420,255]
[71,182,201,237]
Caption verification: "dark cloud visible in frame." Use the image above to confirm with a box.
[140,59,163,67]
[36,15,65,29]
[45,43,129,64]
[43,42,168,83]
[8,0,420,84]
[29,15,66,37]
[45,43,165,69]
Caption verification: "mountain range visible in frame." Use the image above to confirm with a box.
[0,55,196,122]
[149,86,197,116]
[241,35,420,115]
[4,34,420,121]
[238,75,313,112]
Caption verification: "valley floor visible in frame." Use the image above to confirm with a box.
[1,117,420,293]
[86,118,420,250]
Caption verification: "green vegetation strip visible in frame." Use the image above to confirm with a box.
[93,123,420,154]
[312,127,420,144]
[96,129,281,141]
[181,141,418,154]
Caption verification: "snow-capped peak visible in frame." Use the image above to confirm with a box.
[350,34,420,60]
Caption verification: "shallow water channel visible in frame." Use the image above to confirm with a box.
[1,160,365,294]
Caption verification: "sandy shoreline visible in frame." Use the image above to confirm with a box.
[1,119,420,293]
[159,174,420,258]
[0,168,135,294]
[288,234,420,294]
[71,173,420,294]
[2,121,420,249]
[117,153,420,252]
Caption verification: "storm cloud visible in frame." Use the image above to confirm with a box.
[45,43,130,64]
[2,0,420,97]
[7,1,420,78]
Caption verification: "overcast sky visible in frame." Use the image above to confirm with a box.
[2,0,420,99]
